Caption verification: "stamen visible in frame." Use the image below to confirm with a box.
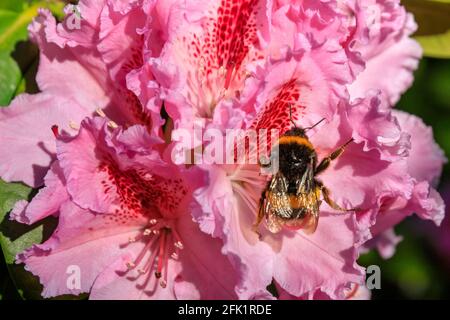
[69,121,79,131]
[96,108,106,117]
[125,233,144,246]
[155,231,167,279]
[128,235,158,271]
[160,233,170,288]
[171,228,184,250]
[174,241,184,250]
[136,243,160,285]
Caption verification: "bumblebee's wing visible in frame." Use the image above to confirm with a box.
[293,161,321,234]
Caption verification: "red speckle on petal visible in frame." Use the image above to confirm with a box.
[98,159,189,221]
[215,0,259,72]
[180,0,264,114]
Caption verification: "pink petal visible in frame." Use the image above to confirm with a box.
[173,213,239,299]
[29,9,111,107]
[0,94,96,187]
[89,253,179,300]
[57,118,118,213]
[346,92,410,161]
[17,201,145,298]
[192,165,275,299]
[394,110,447,186]
[310,108,414,221]
[348,37,421,105]
[346,2,421,104]
[362,228,403,259]
[272,213,365,298]
[247,44,352,137]
[96,1,165,131]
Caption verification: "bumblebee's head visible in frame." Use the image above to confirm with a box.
[284,127,307,138]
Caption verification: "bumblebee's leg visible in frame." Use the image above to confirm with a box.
[316,180,355,212]
[315,138,354,175]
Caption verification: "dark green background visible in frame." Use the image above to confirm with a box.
[0,1,449,300]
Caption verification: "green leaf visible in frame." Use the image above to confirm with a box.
[0,180,32,264]
[0,52,21,106]
[0,179,56,299]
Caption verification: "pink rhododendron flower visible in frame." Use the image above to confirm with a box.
[12,118,240,299]
[0,0,446,301]
[0,1,165,188]
[188,0,445,299]
[362,110,447,258]
[345,0,423,104]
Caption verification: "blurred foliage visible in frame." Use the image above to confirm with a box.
[404,0,450,58]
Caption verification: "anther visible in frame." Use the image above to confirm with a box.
[107,121,119,129]
[143,173,153,181]
[69,121,79,130]
[174,241,184,250]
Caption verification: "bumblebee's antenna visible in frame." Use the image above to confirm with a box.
[305,118,326,131]
[288,104,298,128]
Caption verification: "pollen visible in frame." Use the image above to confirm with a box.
[107,120,119,129]
[69,121,80,131]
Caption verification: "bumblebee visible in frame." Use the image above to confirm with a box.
[253,106,355,235]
